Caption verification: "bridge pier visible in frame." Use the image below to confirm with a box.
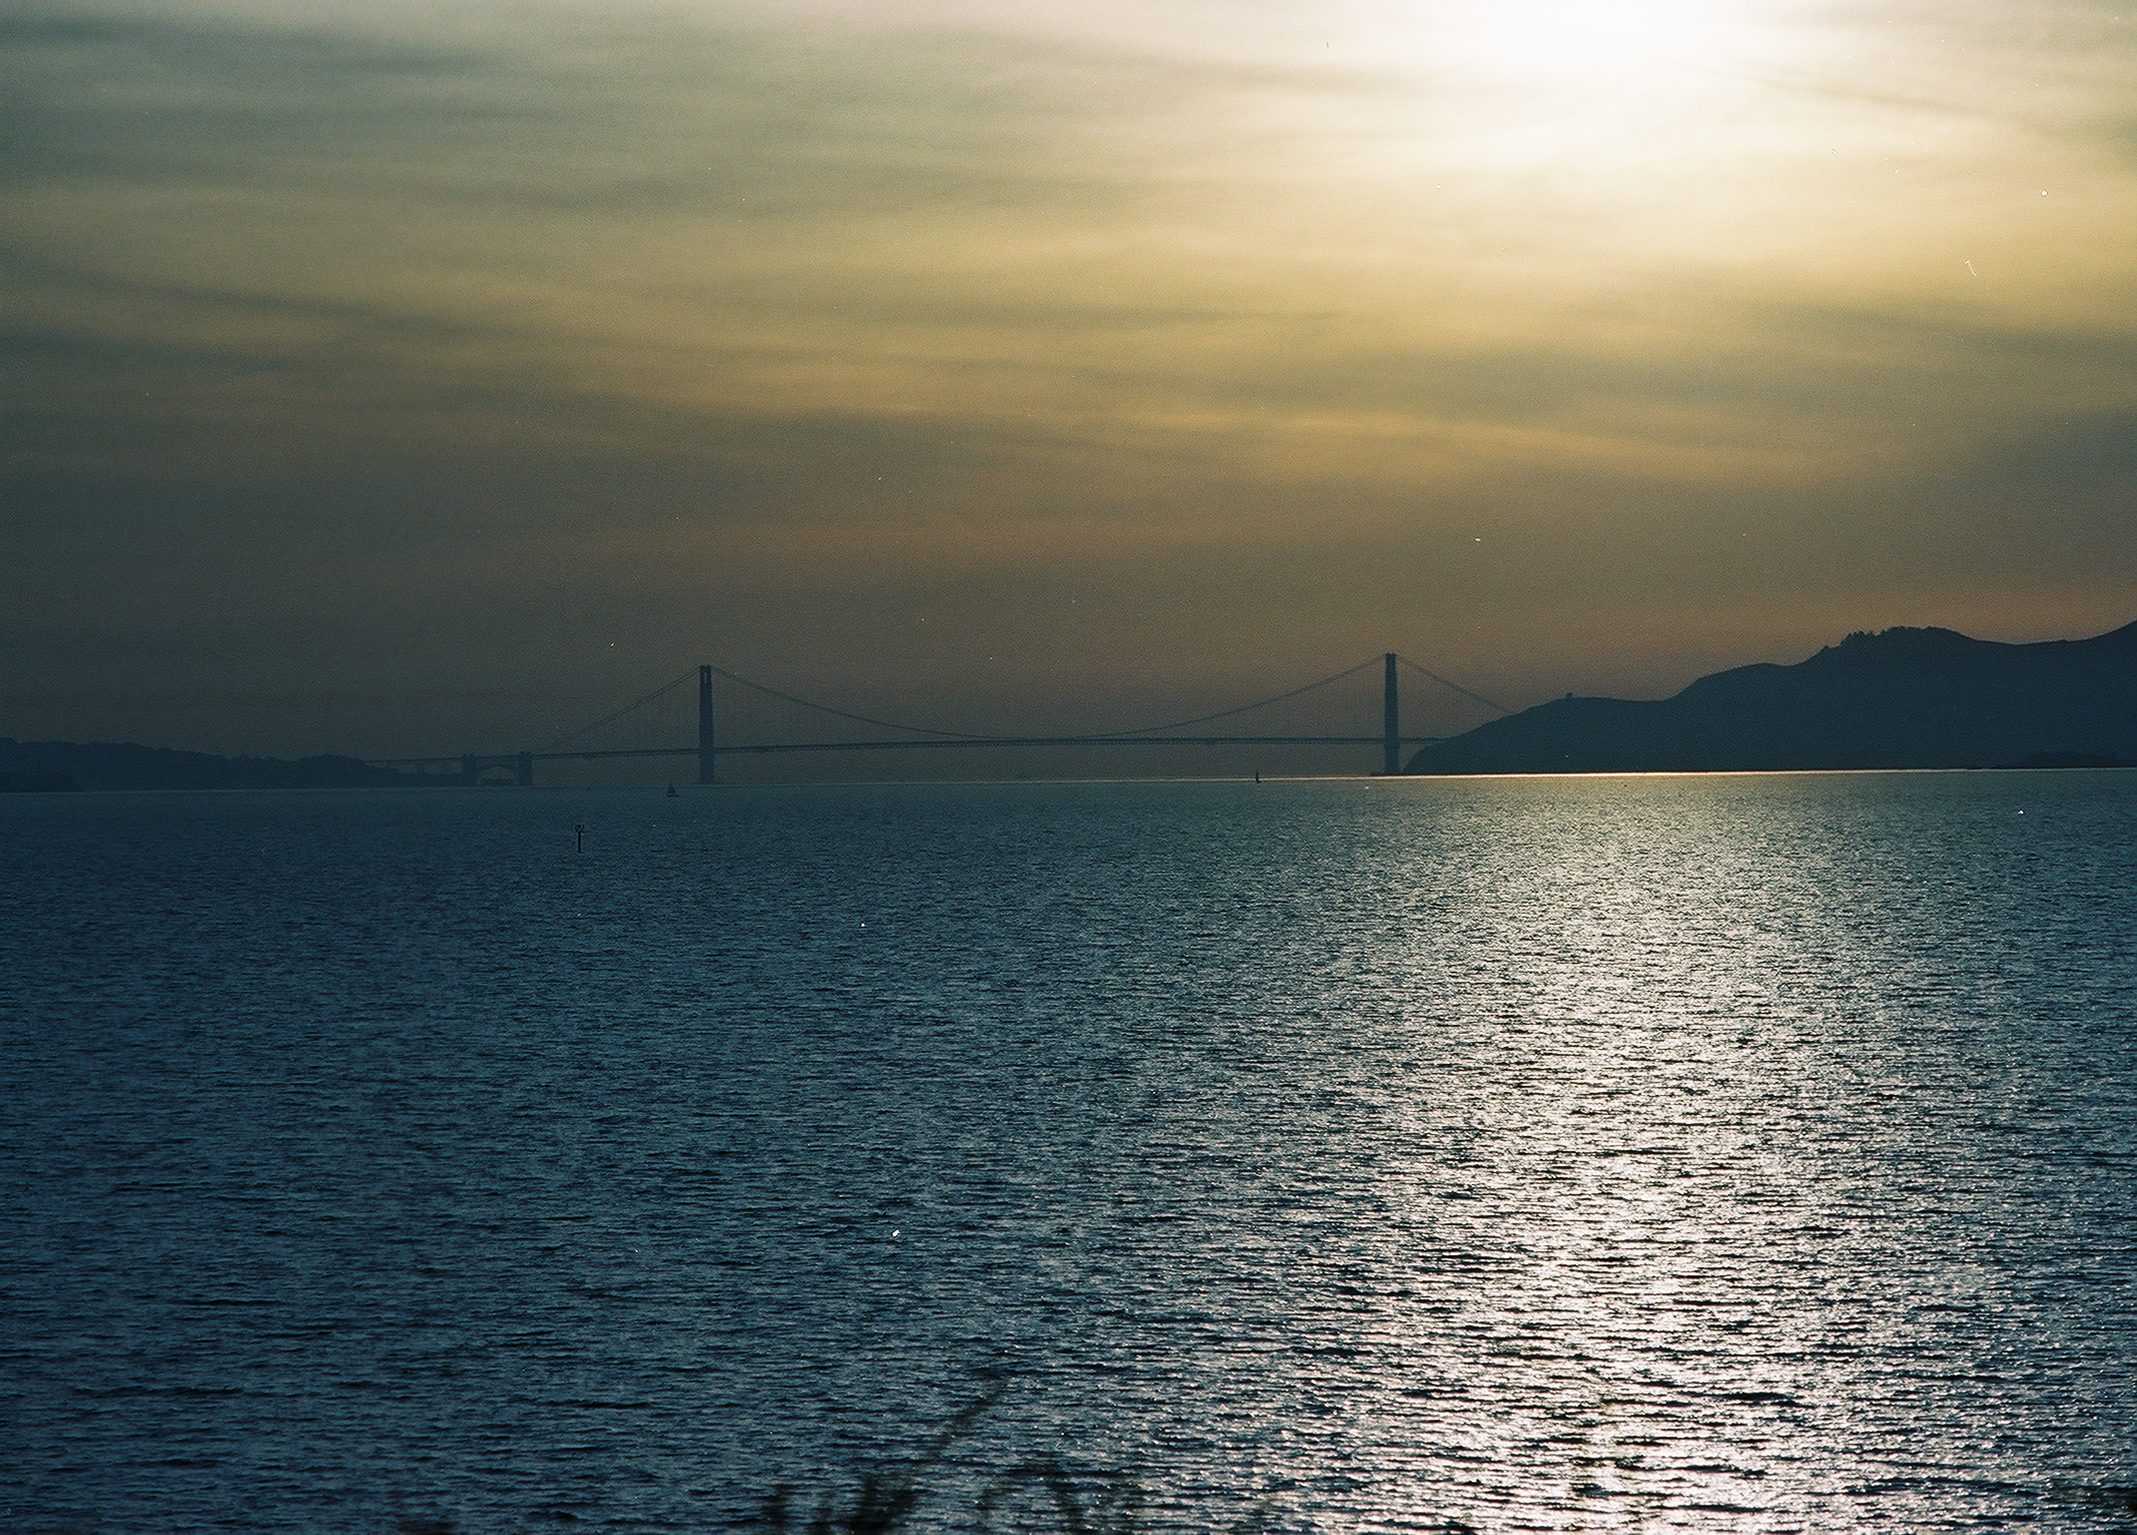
[516,751,534,787]
[461,753,478,786]
[1383,653,1400,775]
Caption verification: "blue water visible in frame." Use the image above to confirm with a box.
[4,773,2136,1532]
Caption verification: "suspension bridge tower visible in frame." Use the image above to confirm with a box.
[1383,652,1400,775]
[697,664,716,785]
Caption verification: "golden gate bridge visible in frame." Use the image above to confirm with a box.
[366,654,1509,784]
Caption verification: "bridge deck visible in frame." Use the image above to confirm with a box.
[364,653,1501,776]
[372,734,1445,768]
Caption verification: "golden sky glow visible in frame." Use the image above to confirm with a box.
[3,0,2134,758]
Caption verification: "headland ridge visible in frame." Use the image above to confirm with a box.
[1404,618,2137,775]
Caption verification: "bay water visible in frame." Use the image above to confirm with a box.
[4,772,2135,1532]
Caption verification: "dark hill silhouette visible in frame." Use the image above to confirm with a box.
[1405,620,2137,775]
[0,737,425,792]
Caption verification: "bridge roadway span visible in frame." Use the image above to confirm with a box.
[371,655,1491,783]
[386,735,1445,785]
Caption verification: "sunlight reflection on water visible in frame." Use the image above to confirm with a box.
[4,773,2134,1532]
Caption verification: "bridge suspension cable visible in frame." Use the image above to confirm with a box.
[376,648,1516,779]
[712,655,1400,742]
[537,671,694,752]
[1091,655,1388,737]
[707,665,998,739]
[1397,655,1511,715]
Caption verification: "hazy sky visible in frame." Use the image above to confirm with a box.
[5,0,2134,758]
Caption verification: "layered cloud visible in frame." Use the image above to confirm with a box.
[4,0,2132,756]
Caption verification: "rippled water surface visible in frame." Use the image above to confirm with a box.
[5,773,2136,1532]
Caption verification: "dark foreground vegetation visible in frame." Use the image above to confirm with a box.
[742,1384,1479,1535]
[384,1382,1471,1534]
[733,1386,1376,1535]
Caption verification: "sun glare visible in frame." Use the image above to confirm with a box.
[1433,1,1755,92]
[1338,0,1791,184]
